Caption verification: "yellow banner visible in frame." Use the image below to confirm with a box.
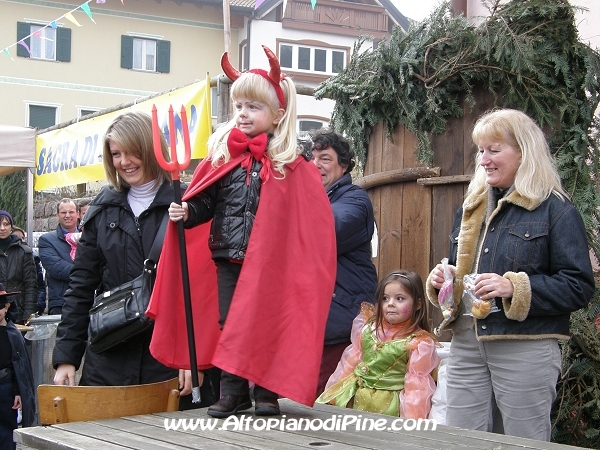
[34,76,212,191]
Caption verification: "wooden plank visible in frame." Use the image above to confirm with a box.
[400,181,431,283]
[152,409,360,449]
[356,167,440,190]
[285,402,546,450]
[365,122,384,176]
[365,122,385,276]
[55,420,207,450]
[377,182,402,274]
[296,402,588,450]
[14,425,128,450]
[275,402,460,450]
[375,124,406,276]
[417,174,472,186]
[398,129,430,282]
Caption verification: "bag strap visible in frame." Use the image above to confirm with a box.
[147,213,169,265]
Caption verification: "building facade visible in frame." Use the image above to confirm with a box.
[0,0,247,129]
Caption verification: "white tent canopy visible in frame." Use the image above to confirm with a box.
[0,124,36,176]
[0,124,37,245]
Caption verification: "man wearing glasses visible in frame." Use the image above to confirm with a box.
[39,199,79,315]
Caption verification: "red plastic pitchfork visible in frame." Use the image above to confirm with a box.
[152,105,201,403]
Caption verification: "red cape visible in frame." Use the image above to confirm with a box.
[147,153,336,406]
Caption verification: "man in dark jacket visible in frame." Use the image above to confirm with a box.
[38,199,79,315]
[311,129,378,395]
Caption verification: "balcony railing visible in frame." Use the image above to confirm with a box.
[282,0,389,36]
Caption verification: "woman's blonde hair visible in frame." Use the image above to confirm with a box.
[103,111,172,191]
[468,108,567,202]
[208,73,299,176]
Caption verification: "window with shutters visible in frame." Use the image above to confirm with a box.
[16,22,71,62]
[121,35,170,73]
[28,104,58,130]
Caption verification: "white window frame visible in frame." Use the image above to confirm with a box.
[132,38,157,72]
[298,118,328,138]
[241,42,248,71]
[77,107,100,119]
[30,24,56,61]
[25,101,61,129]
[279,43,346,75]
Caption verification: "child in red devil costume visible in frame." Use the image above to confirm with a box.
[147,46,337,417]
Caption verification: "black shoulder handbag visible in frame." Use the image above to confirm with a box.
[88,214,169,353]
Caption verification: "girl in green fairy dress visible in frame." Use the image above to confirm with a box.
[316,270,439,418]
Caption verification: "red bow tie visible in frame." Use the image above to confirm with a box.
[227,128,272,183]
[227,128,268,160]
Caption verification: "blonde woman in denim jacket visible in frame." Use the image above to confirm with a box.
[426,109,595,441]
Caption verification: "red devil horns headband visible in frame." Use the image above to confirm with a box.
[221,45,286,109]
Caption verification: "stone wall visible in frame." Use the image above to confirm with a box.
[33,195,96,233]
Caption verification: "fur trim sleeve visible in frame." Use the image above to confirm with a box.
[426,270,440,306]
[502,271,531,322]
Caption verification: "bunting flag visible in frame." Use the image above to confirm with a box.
[311,0,316,9]
[64,12,82,27]
[2,0,113,59]
[17,40,31,57]
[255,0,265,8]
[80,3,96,24]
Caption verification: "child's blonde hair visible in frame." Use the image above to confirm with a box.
[208,73,300,176]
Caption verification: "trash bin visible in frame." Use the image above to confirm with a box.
[25,315,86,425]
[25,315,84,389]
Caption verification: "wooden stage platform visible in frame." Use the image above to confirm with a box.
[14,399,588,449]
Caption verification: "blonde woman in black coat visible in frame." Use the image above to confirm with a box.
[52,112,181,387]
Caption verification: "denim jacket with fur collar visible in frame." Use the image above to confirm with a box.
[427,185,595,340]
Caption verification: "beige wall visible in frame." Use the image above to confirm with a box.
[0,0,239,127]
[572,0,600,49]
[461,0,600,44]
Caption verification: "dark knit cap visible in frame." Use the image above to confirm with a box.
[0,211,13,226]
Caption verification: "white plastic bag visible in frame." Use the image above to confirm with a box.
[429,341,451,424]
[462,273,499,319]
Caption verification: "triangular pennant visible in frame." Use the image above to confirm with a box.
[3,48,14,60]
[255,0,265,7]
[311,0,316,9]
[64,12,82,27]
[96,0,106,3]
[17,40,31,56]
[50,21,58,29]
[81,3,96,24]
